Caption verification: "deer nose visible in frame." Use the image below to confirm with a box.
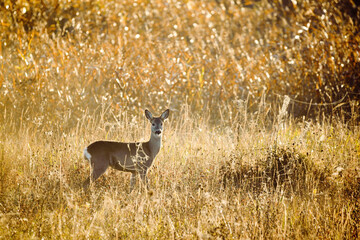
[155,130,162,135]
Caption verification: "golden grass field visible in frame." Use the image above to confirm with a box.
[0,0,360,239]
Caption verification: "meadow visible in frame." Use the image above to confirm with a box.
[0,0,359,239]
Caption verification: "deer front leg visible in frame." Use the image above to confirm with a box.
[129,172,137,192]
[140,172,149,190]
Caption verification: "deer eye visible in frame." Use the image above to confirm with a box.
[152,123,155,126]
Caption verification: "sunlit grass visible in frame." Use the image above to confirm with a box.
[1,0,359,127]
[0,0,359,239]
[0,106,359,238]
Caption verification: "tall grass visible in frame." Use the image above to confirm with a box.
[0,104,359,239]
[0,0,359,239]
[1,0,359,125]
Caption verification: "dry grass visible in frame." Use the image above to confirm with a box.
[1,0,359,124]
[0,105,359,239]
[0,0,360,239]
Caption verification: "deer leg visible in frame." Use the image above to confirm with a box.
[130,172,137,192]
[139,172,149,190]
[82,177,91,190]
[83,156,109,190]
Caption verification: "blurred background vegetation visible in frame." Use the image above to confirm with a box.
[0,0,359,130]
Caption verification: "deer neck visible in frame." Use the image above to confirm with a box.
[148,132,162,159]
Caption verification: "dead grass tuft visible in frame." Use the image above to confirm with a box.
[220,146,309,194]
[263,147,308,193]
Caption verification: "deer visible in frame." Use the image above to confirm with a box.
[83,109,169,192]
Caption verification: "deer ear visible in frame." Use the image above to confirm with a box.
[161,109,169,120]
[145,109,153,121]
